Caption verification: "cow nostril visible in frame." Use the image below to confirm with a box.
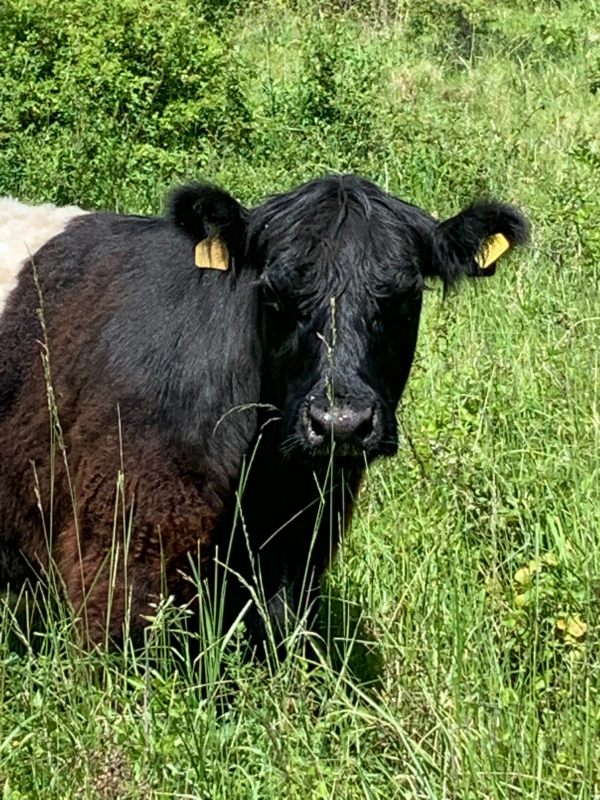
[309,415,326,438]
[355,410,374,442]
[306,405,330,442]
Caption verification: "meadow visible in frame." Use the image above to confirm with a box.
[0,0,599,797]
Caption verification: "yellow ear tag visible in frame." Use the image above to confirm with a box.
[195,238,229,271]
[476,233,511,271]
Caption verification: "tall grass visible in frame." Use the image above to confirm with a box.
[1,0,599,797]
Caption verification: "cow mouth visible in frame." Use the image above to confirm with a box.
[310,438,397,460]
[306,441,369,461]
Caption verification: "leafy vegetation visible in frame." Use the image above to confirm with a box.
[1,0,599,797]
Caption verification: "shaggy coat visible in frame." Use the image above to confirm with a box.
[0,175,528,650]
[0,198,86,316]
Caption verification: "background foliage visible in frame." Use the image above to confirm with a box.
[1,0,599,797]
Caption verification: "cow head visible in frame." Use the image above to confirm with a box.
[172,175,529,463]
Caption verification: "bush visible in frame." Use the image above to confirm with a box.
[0,0,254,208]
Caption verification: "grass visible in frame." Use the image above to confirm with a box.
[1,0,600,797]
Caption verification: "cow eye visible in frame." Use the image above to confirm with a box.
[262,282,285,313]
[374,284,422,332]
[262,283,302,329]
[369,316,385,336]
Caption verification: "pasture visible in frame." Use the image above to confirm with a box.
[0,0,599,797]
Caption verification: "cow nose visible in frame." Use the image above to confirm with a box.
[306,404,374,446]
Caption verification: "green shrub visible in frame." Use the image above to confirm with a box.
[0,0,254,208]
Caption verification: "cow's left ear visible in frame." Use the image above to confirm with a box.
[427,200,530,286]
[168,183,249,271]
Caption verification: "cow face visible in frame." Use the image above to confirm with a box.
[250,178,427,462]
[249,176,528,462]
[172,176,528,463]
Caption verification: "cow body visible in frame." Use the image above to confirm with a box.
[0,175,528,651]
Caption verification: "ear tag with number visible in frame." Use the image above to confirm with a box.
[195,238,229,271]
[476,233,511,271]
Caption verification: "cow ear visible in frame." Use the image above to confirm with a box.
[168,183,248,270]
[427,200,529,286]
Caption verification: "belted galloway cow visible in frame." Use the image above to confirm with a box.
[0,174,528,652]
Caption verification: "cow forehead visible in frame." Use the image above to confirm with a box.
[251,177,428,295]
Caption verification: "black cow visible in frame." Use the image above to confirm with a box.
[0,174,528,653]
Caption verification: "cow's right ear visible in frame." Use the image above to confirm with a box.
[169,183,248,270]
[425,200,530,288]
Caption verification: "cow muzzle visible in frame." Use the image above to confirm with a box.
[302,401,377,455]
